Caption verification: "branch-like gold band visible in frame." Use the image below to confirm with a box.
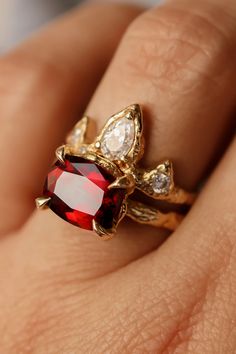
[36,105,196,239]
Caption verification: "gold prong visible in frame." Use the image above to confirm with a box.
[117,201,127,224]
[94,141,101,149]
[108,175,135,193]
[92,220,116,240]
[56,145,66,164]
[126,199,183,231]
[156,160,173,175]
[35,196,51,209]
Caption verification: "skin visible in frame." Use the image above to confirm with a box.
[0,0,236,353]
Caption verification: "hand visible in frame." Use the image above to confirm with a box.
[0,1,236,353]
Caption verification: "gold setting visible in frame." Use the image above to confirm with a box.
[92,220,116,240]
[55,146,66,164]
[36,104,196,239]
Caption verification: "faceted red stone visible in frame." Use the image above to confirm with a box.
[43,155,125,231]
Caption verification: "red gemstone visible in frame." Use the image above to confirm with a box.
[43,156,125,231]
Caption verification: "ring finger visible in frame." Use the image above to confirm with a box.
[30,0,236,277]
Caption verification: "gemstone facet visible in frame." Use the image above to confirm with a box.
[43,156,125,230]
[152,173,171,194]
[100,117,135,160]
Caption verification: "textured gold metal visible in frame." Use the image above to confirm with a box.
[55,145,65,164]
[108,175,136,193]
[92,220,115,240]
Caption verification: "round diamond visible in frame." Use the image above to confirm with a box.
[153,173,171,194]
[78,146,87,154]
[100,117,135,160]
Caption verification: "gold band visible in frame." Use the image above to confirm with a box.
[126,200,183,231]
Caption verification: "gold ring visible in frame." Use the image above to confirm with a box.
[36,104,196,240]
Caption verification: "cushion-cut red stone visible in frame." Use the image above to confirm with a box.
[43,156,125,231]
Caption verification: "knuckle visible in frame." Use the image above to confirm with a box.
[122,5,235,92]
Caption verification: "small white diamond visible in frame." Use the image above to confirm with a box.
[153,173,171,194]
[68,128,83,146]
[101,117,135,160]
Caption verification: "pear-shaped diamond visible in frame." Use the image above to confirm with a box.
[100,117,135,160]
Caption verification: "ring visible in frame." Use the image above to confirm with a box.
[36,104,196,240]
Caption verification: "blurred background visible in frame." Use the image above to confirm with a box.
[1,0,162,52]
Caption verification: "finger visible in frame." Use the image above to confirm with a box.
[30,0,236,277]
[0,3,142,235]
